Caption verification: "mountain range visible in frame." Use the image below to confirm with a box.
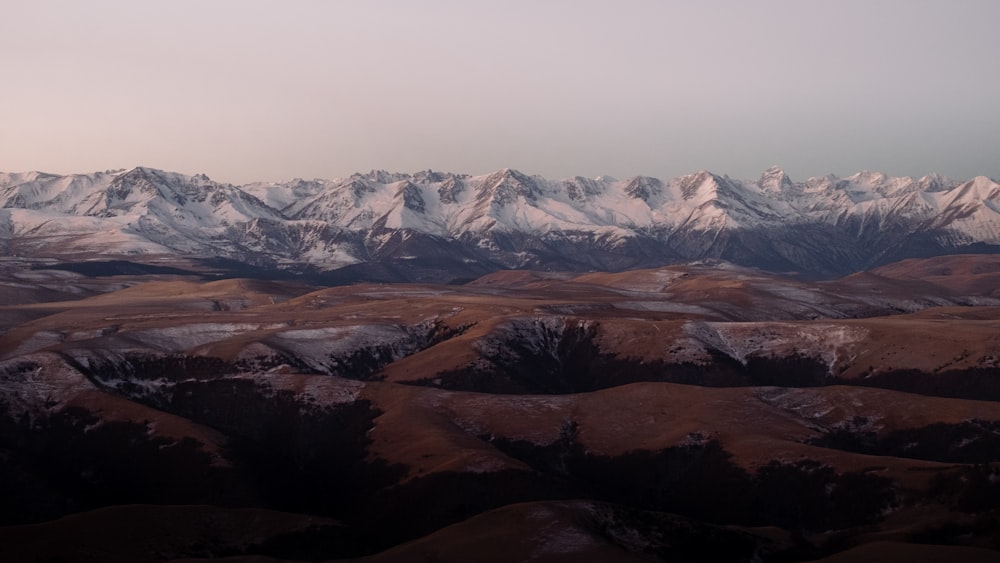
[2,166,999,280]
[5,165,1000,560]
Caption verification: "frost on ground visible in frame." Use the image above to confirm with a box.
[755,387,884,433]
[603,269,688,293]
[2,330,68,359]
[460,453,511,474]
[474,316,594,362]
[449,393,572,446]
[613,301,711,314]
[684,321,869,373]
[0,353,97,417]
[264,321,439,376]
[251,372,364,406]
[126,323,270,351]
[526,504,604,559]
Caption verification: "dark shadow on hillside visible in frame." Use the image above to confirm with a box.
[484,428,895,534]
[810,418,1000,464]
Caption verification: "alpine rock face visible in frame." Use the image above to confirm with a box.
[2,165,999,281]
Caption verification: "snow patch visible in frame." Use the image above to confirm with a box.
[127,323,266,351]
[684,321,869,373]
[527,506,601,557]
[0,353,97,416]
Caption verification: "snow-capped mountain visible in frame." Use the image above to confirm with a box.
[2,165,998,280]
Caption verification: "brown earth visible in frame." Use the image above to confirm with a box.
[1,255,1000,561]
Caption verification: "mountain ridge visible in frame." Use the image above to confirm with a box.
[2,166,999,282]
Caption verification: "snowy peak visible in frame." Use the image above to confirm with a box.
[674,172,760,216]
[758,166,793,193]
[0,170,117,213]
[935,177,999,211]
[355,169,411,185]
[291,178,377,225]
[102,167,190,215]
[474,168,540,207]
[935,176,1000,231]
[960,176,1000,200]
[916,173,951,193]
[99,167,280,227]
[437,175,465,205]
[562,176,606,203]
[677,171,726,203]
[842,170,938,200]
[1,166,998,279]
[241,177,341,218]
[396,181,426,213]
[623,176,663,203]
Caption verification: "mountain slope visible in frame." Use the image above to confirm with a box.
[2,166,999,280]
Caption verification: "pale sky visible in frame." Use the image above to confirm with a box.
[3,1,999,184]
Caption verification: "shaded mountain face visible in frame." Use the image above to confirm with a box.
[2,166,999,281]
[3,255,1000,561]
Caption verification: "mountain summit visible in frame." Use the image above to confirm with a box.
[1,166,998,281]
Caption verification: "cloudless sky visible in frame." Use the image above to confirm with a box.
[2,0,999,184]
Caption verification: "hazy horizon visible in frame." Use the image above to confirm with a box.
[3,1,999,184]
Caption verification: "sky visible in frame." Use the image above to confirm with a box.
[2,0,999,185]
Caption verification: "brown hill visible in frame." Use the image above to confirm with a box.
[3,255,1000,561]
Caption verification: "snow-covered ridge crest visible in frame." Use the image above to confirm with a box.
[1,166,998,278]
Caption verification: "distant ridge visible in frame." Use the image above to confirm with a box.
[2,166,999,282]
